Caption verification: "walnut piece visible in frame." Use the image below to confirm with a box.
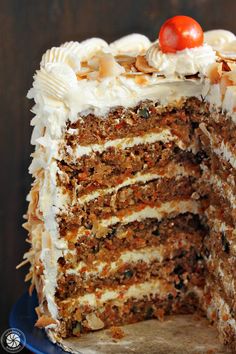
[35,315,57,328]
[85,313,105,330]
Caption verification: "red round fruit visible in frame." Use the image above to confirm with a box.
[159,15,204,53]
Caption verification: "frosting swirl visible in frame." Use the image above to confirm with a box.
[204,30,236,50]
[146,43,216,78]
[110,34,151,56]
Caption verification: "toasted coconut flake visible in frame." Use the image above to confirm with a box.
[76,70,92,80]
[35,315,57,328]
[207,63,222,84]
[122,71,147,77]
[16,258,30,269]
[134,75,149,85]
[216,50,236,61]
[29,283,35,296]
[222,60,232,72]
[25,271,33,282]
[35,306,42,318]
[220,74,234,97]
[99,53,124,79]
[135,55,158,73]
[115,55,136,72]
[87,71,99,80]
[115,55,136,64]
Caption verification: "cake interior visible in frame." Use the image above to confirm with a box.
[23,95,235,349]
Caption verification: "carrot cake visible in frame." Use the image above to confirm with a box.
[20,16,236,351]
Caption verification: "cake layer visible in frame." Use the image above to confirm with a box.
[57,142,199,198]
[56,279,202,337]
[59,199,201,240]
[60,161,199,206]
[67,129,195,160]
[58,176,197,227]
[59,213,204,265]
[63,98,203,151]
[97,200,200,228]
[56,249,204,299]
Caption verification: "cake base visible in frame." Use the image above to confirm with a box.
[54,315,232,354]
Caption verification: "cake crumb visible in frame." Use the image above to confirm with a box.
[206,349,216,354]
[109,326,125,340]
[154,308,165,321]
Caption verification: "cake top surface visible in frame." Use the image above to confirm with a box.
[28,16,236,142]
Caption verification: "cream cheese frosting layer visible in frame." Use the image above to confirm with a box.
[72,200,200,240]
[62,278,175,308]
[66,246,167,276]
[69,128,197,160]
[100,200,200,228]
[66,239,192,278]
[75,162,198,205]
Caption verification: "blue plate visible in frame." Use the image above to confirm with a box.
[9,291,67,354]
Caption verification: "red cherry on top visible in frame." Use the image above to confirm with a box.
[159,15,204,53]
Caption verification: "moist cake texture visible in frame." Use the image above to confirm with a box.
[20,20,236,351]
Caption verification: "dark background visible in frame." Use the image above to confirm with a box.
[1,0,236,339]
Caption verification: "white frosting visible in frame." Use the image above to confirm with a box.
[204,30,236,50]
[62,279,171,308]
[76,162,196,205]
[67,246,166,276]
[100,200,200,228]
[73,129,194,159]
[67,38,109,61]
[222,85,236,123]
[38,161,69,319]
[41,45,81,72]
[146,43,216,78]
[110,34,151,56]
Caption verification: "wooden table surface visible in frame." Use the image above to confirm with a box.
[1,0,236,344]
